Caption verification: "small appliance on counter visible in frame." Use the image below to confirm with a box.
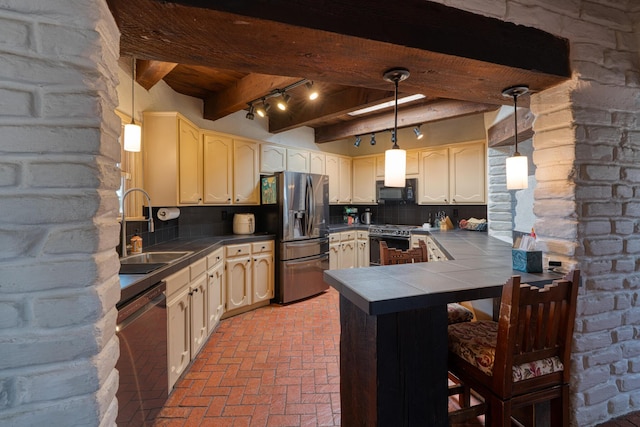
[344,206,359,224]
[361,209,372,225]
[233,213,255,234]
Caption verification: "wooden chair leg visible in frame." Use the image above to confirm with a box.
[488,395,511,427]
[549,385,569,427]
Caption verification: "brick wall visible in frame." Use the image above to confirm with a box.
[0,1,121,426]
[441,0,640,425]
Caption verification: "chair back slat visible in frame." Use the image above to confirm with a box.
[492,271,580,394]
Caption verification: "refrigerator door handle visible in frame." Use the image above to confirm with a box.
[307,175,315,237]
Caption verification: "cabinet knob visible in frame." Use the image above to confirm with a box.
[236,198,240,202]
[228,198,231,201]
[238,249,241,252]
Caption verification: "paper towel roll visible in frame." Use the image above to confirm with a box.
[157,207,180,221]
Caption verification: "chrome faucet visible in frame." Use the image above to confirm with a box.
[121,188,154,257]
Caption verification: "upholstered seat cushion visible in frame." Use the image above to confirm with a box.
[448,320,564,381]
[447,303,474,324]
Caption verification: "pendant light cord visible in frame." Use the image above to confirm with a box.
[513,92,518,155]
[392,77,399,148]
[130,56,136,125]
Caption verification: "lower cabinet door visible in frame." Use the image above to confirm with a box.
[190,273,208,357]
[252,253,274,302]
[167,287,190,390]
[207,262,225,332]
[226,256,251,310]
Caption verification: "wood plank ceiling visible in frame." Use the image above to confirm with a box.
[107,0,570,143]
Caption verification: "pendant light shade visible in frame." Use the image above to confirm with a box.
[502,85,529,190]
[506,154,528,190]
[383,68,410,188]
[124,56,141,152]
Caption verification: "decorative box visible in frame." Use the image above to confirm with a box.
[512,249,542,273]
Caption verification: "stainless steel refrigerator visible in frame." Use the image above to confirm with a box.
[260,171,329,304]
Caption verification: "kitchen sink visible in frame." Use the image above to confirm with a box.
[119,251,193,274]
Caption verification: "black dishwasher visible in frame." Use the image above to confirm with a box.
[116,281,167,427]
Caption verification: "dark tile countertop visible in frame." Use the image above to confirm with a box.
[118,233,275,306]
[323,229,563,316]
[328,224,370,232]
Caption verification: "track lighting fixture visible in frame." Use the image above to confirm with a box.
[354,135,361,147]
[370,133,376,146]
[502,85,529,190]
[276,92,290,111]
[124,56,141,152]
[244,79,317,120]
[306,81,319,100]
[413,125,424,140]
[246,104,255,120]
[384,68,409,187]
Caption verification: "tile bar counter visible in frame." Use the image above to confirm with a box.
[323,230,561,427]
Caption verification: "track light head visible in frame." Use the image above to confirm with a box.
[256,101,271,117]
[413,125,424,140]
[354,135,361,147]
[277,92,290,111]
[246,104,255,120]
[306,81,319,100]
[370,133,376,146]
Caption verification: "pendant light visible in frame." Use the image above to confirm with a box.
[502,85,529,190]
[383,68,409,187]
[124,56,141,152]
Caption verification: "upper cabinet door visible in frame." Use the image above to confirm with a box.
[352,157,376,204]
[406,150,420,176]
[419,148,449,204]
[287,148,310,173]
[203,132,233,204]
[233,139,260,204]
[178,119,202,205]
[338,157,352,204]
[310,152,325,175]
[260,144,286,174]
[325,154,340,204]
[449,143,486,204]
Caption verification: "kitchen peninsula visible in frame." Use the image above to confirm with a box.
[323,230,562,427]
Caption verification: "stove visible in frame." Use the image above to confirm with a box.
[368,224,419,238]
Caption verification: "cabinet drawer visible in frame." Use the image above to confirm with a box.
[340,231,355,241]
[329,233,340,243]
[226,243,251,258]
[165,267,190,298]
[190,257,207,280]
[252,241,273,254]
[206,247,224,268]
[356,231,369,240]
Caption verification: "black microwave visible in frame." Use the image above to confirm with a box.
[376,179,417,204]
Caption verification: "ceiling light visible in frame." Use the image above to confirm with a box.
[348,94,425,116]
[306,81,319,100]
[245,104,255,120]
[256,101,271,118]
[413,125,424,140]
[370,133,376,146]
[384,68,409,188]
[124,56,141,152]
[276,92,290,111]
[354,135,361,147]
[502,85,529,190]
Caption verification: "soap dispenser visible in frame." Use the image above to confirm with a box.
[130,229,142,254]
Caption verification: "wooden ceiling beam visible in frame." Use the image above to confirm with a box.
[107,0,570,107]
[135,59,178,90]
[315,100,499,143]
[487,108,535,148]
[203,74,301,121]
[268,87,395,133]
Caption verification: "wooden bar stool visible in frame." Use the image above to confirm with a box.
[448,271,580,426]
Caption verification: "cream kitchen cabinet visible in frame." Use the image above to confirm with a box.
[206,248,225,332]
[225,243,252,311]
[287,148,310,173]
[203,131,233,204]
[356,230,370,267]
[260,144,286,173]
[143,112,203,206]
[352,157,376,204]
[233,139,260,204]
[326,154,352,204]
[251,241,274,303]
[328,233,340,270]
[339,231,356,269]
[449,143,486,204]
[310,152,325,175]
[189,258,208,358]
[418,142,485,205]
[410,234,448,262]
